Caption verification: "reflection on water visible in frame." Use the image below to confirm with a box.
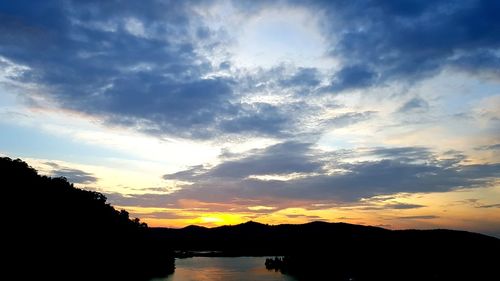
[151,257,297,281]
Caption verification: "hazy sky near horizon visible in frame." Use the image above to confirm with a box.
[1,0,499,236]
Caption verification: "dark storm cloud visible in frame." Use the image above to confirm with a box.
[311,0,500,91]
[113,143,500,208]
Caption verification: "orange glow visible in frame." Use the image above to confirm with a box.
[122,183,500,237]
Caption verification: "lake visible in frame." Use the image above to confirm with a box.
[151,257,297,281]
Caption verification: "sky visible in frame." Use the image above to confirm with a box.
[1,0,499,236]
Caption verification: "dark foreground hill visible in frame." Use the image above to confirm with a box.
[152,221,500,280]
[1,157,174,280]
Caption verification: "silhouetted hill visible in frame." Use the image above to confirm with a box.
[152,221,500,280]
[1,157,174,280]
[151,220,392,255]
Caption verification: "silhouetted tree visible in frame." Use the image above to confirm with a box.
[1,157,174,281]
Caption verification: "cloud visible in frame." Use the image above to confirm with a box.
[326,65,378,92]
[360,203,426,210]
[387,203,425,209]
[45,162,98,184]
[279,67,322,88]
[285,214,322,219]
[1,0,314,140]
[103,77,237,139]
[164,142,324,181]
[397,215,439,220]
[398,97,429,113]
[0,1,218,135]
[325,111,377,128]
[110,143,500,209]
[130,211,197,220]
[475,144,500,151]
[477,203,500,209]
[368,147,433,161]
[218,102,293,137]
[315,0,500,90]
[3,0,498,142]
[450,49,500,78]
[456,199,500,209]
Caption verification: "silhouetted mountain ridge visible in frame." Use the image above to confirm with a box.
[152,220,499,280]
[152,220,496,254]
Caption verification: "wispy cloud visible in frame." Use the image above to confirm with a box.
[397,215,439,220]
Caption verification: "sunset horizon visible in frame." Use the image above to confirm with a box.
[1,0,499,239]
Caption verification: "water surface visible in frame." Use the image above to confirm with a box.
[152,257,296,281]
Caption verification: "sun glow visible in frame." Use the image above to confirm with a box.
[195,214,246,226]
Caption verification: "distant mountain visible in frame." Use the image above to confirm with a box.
[1,157,174,280]
[152,221,500,280]
[151,220,396,254]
